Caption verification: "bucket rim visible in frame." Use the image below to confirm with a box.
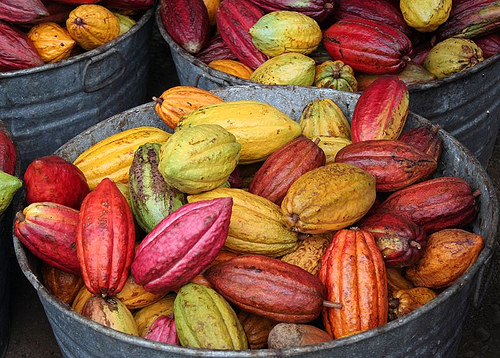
[155,5,500,92]
[0,6,155,79]
[12,85,500,356]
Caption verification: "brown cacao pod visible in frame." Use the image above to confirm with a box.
[323,18,413,74]
[319,229,388,339]
[205,254,327,323]
[41,263,84,305]
[0,0,48,23]
[249,136,326,205]
[237,311,278,349]
[406,229,484,289]
[196,34,238,63]
[216,0,268,69]
[160,0,209,54]
[267,323,332,349]
[388,287,437,320]
[0,20,44,71]
[77,178,135,296]
[247,0,335,22]
[14,202,80,275]
[356,62,436,90]
[474,33,500,58]
[351,76,409,142]
[399,125,443,163]
[0,128,16,175]
[335,140,437,192]
[357,212,427,267]
[376,177,479,234]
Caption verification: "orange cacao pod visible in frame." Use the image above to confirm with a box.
[388,287,437,320]
[77,178,135,296]
[319,229,388,339]
[208,59,254,79]
[41,263,84,305]
[386,267,414,295]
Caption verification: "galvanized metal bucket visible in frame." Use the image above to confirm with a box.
[156,7,500,167]
[0,7,155,171]
[13,85,499,357]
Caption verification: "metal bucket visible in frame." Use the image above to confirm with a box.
[13,85,499,357]
[0,7,155,171]
[156,7,500,167]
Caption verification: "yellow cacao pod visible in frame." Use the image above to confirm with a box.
[202,0,220,26]
[116,275,166,310]
[66,4,120,51]
[188,188,299,257]
[280,233,332,275]
[250,53,316,86]
[71,285,93,314]
[177,100,302,164]
[389,287,437,320]
[134,294,176,337]
[299,98,351,139]
[82,296,139,336]
[386,267,414,295]
[74,126,171,190]
[281,163,376,234]
[27,22,76,63]
[209,60,254,79]
[315,136,352,164]
[400,0,452,32]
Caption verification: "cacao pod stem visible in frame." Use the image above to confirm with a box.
[152,96,163,105]
[291,213,300,224]
[473,190,481,198]
[323,300,342,309]
[314,138,321,145]
[410,241,422,250]
[432,124,441,134]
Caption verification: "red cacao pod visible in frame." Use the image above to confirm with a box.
[474,33,500,58]
[19,0,75,27]
[101,0,155,9]
[247,0,335,22]
[0,129,16,176]
[411,41,433,66]
[334,0,412,38]
[323,18,413,74]
[216,0,268,69]
[335,140,437,192]
[205,254,326,323]
[196,35,238,64]
[376,177,479,234]
[357,212,427,267]
[0,0,49,23]
[0,20,44,72]
[319,229,388,339]
[24,155,90,209]
[77,178,135,296]
[144,315,180,345]
[160,0,210,54]
[131,198,233,294]
[351,76,409,142]
[228,166,244,188]
[399,125,443,163]
[249,136,326,205]
[14,202,81,275]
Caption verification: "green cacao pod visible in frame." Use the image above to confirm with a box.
[250,53,316,86]
[299,98,351,139]
[0,170,22,215]
[314,60,358,92]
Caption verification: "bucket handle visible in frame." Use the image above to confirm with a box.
[81,48,127,93]
[472,241,498,308]
[192,73,231,88]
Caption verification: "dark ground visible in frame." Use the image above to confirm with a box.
[4,25,500,357]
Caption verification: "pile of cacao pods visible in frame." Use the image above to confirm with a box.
[0,0,155,72]
[14,78,486,350]
[161,0,500,88]
[0,122,22,216]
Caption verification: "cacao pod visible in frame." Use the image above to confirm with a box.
[208,59,254,79]
[0,20,44,71]
[113,12,136,36]
[101,0,155,9]
[247,0,335,22]
[280,233,332,275]
[299,98,351,139]
[131,198,233,293]
[0,128,16,175]
[196,34,238,63]
[0,0,49,23]
[27,22,76,63]
[202,0,220,26]
[115,275,166,310]
[82,296,139,336]
[77,178,135,296]
[41,263,83,305]
[314,60,358,92]
[356,62,436,90]
[71,285,93,314]
[474,33,500,58]
[314,136,352,164]
[267,323,332,349]
[400,0,452,32]
[144,315,180,345]
[319,229,388,339]
[388,287,437,320]
[22,1,74,26]
[134,294,176,337]
[399,125,442,163]
[250,53,316,86]
[386,267,414,295]
[190,250,239,288]
[0,171,22,215]
[237,311,278,349]
[205,254,327,323]
[14,202,80,275]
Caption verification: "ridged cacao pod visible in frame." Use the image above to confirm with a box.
[0,20,44,71]
[128,143,186,233]
[27,22,76,63]
[74,126,171,190]
[423,38,484,79]
[247,0,334,22]
[160,0,209,54]
[113,12,136,36]
[323,18,413,74]
[315,136,352,164]
[388,287,437,320]
[71,285,93,314]
[188,188,298,257]
[357,212,427,267]
[356,62,436,90]
[14,202,80,275]
[82,296,139,336]
[250,53,316,86]
[281,163,376,234]
[314,60,358,92]
[280,233,332,275]
[190,250,239,288]
[144,315,180,345]
[115,275,166,309]
[134,294,176,337]
[0,171,22,215]
[400,0,452,32]
[474,33,500,58]
[335,140,438,192]
[66,4,120,51]
[77,178,135,296]
[351,76,409,142]
[319,229,388,339]
[101,0,155,9]
[202,0,220,25]
[216,0,268,69]
[177,100,302,164]
[196,35,238,63]
[377,176,479,233]
[41,263,83,305]
[24,155,89,209]
[406,229,484,288]
[249,11,322,57]
[20,1,74,27]
[309,43,334,64]
[174,283,248,349]
[399,125,442,163]
[237,311,278,349]
[300,98,351,139]
[267,323,332,349]
[0,128,16,175]
[0,0,48,23]
[386,267,414,295]
[205,254,327,322]
[131,198,233,293]
[208,59,254,79]
[249,136,326,205]
[436,0,500,41]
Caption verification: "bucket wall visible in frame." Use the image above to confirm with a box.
[13,85,499,358]
[0,8,155,171]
